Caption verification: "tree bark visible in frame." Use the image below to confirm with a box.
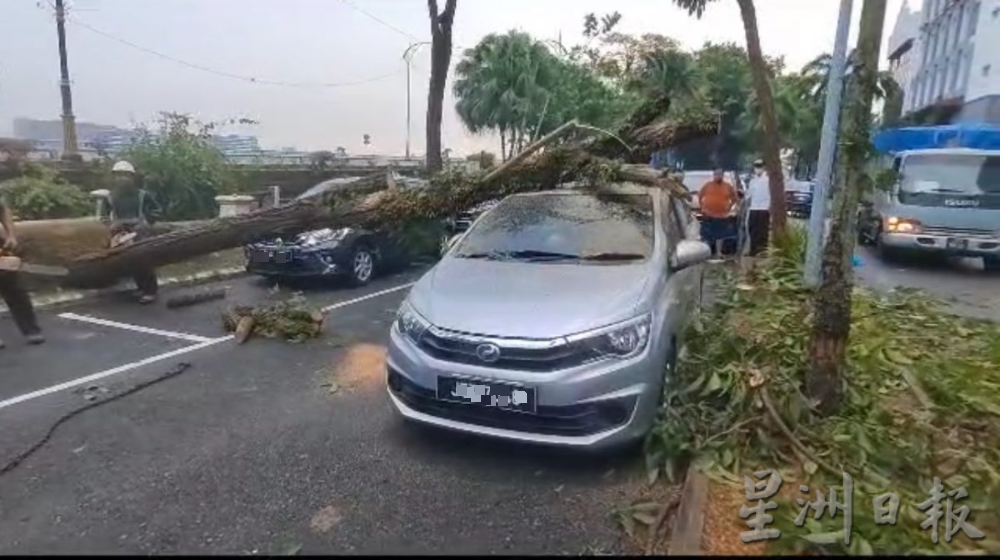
[735,0,787,237]
[425,0,457,174]
[806,0,888,415]
[60,108,713,288]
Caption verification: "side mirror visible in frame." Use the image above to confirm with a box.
[672,240,712,271]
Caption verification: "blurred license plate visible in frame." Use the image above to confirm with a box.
[274,251,290,263]
[946,238,968,250]
[252,250,271,263]
[437,377,536,413]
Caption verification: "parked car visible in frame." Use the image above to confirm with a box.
[244,177,412,286]
[439,199,500,255]
[386,185,710,450]
[785,180,814,219]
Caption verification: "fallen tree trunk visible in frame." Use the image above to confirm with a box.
[62,116,711,288]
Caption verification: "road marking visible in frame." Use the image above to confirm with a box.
[321,282,414,313]
[58,312,214,342]
[2,280,416,411]
[0,336,233,411]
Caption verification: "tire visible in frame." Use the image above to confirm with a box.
[875,227,902,263]
[984,256,1000,274]
[347,245,375,287]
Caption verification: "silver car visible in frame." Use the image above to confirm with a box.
[386,185,711,450]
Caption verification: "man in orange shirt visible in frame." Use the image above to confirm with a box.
[698,168,738,256]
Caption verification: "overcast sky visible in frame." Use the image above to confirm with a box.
[1,0,907,156]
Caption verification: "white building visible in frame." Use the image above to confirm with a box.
[905,0,1000,123]
[888,1,923,113]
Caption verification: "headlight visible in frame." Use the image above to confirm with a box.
[570,314,651,359]
[884,217,923,234]
[395,301,429,342]
[300,228,351,247]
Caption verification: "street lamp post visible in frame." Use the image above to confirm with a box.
[403,42,430,160]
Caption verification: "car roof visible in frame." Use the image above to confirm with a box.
[900,148,1000,158]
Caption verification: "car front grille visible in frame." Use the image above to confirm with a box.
[921,226,996,238]
[416,327,601,372]
[388,367,636,437]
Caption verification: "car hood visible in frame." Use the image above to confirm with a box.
[408,257,653,339]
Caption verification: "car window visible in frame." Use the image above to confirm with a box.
[453,193,654,261]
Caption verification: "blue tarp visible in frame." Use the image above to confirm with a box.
[872,125,1000,154]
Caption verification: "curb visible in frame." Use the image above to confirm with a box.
[668,463,709,556]
[0,266,248,316]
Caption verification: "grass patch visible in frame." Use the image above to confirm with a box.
[646,227,1000,554]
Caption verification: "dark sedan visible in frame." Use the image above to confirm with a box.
[785,180,814,219]
[244,177,413,286]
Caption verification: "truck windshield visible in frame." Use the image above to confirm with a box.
[901,154,1000,196]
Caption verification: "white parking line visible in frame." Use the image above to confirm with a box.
[58,312,214,342]
[321,282,414,313]
[0,336,233,411]
[1,280,416,412]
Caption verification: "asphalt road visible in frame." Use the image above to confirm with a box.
[0,267,643,555]
[854,246,999,322]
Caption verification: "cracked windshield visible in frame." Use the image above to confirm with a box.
[1,0,998,555]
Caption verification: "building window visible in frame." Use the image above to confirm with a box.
[969,0,981,36]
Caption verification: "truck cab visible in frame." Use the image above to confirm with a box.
[859,147,1000,271]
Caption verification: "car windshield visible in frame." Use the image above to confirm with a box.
[452,193,654,262]
[901,154,1000,196]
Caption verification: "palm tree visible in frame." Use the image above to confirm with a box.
[453,32,559,160]
[802,52,901,103]
[673,0,787,236]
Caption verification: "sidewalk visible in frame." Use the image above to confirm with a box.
[0,249,247,314]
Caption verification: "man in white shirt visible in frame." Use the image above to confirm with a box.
[746,160,771,256]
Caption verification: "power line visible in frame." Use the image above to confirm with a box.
[61,13,405,88]
[338,0,425,43]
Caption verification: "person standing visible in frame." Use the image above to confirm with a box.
[107,160,162,304]
[698,168,739,257]
[746,160,772,256]
[0,193,44,349]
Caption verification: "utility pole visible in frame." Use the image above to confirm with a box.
[402,42,429,160]
[54,0,79,158]
[803,0,853,287]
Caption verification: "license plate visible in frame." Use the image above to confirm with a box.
[947,238,968,250]
[252,250,271,263]
[437,376,537,413]
[274,251,290,264]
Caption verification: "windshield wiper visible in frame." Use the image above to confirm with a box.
[455,250,513,261]
[503,250,582,262]
[921,187,967,194]
[578,252,646,261]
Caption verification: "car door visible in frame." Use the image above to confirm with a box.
[653,193,699,357]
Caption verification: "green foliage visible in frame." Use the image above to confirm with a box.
[646,229,1000,554]
[0,164,91,220]
[223,293,323,344]
[453,31,633,160]
[121,112,242,220]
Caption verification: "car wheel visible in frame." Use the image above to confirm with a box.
[984,256,1000,274]
[348,245,375,286]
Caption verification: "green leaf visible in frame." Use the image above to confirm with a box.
[702,372,723,395]
[633,512,658,526]
[883,348,913,365]
[801,531,843,544]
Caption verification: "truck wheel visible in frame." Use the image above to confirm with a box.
[876,229,902,263]
[984,257,1000,274]
[348,245,375,286]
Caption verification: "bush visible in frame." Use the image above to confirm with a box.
[0,166,91,220]
[646,229,1000,555]
[121,113,240,221]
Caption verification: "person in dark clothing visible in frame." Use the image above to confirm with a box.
[0,194,44,349]
[107,160,163,304]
